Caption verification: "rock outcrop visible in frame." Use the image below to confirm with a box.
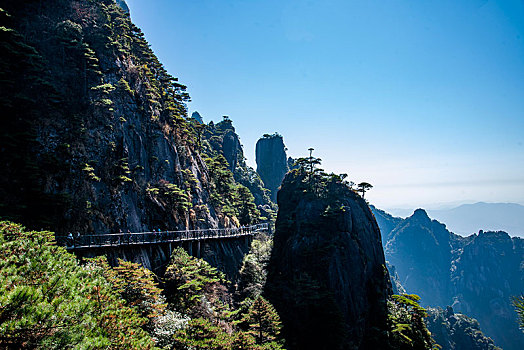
[427,307,500,350]
[202,118,275,218]
[451,231,524,350]
[265,169,391,349]
[255,133,288,201]
[385,209,453,306]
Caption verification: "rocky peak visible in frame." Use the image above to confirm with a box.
[190,111,203,123]
[222,129,241,172]
[255,133,288,201]
[411,208,431,223]
[386,210,452,306]
[265,169,391,349]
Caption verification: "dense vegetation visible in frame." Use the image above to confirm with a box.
[0,221,157,349]
[387,294,434,350]
[0,222,284,349]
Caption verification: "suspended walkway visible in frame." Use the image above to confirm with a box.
[56,223,269,250]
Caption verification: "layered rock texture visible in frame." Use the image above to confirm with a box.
[255,133,289,201]
[373,207,524,350]
[266,169,391,349]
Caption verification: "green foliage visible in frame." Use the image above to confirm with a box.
[91,83,115,94]
[164,247,227,318]
[173,311,283,350]
[388,294,435,349]
[83,162,101,181]
[240,296,284,347]
[0,221,156,349]
[173,318,235,350]
[147,180,192,211]
[238,236,273,299]
[287,155,363,201]
[512,295,524,331]
[92,258,166,326]
[205,155,260,225]
[357,182,373,199]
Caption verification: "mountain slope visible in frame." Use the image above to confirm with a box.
[375,207,524,350]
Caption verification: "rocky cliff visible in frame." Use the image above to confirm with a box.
[374,207,524,350]
[201,117,276,222]
[0,0,261,274]
[265,168,391,349]
[385,209,453,306]
[451,231,524,350]
[255,133,289,202]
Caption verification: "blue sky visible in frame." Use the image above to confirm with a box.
[125,0,524,210]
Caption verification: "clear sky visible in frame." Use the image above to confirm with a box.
[125,0,524,211]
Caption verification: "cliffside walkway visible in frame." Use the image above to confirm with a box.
[57,223,269,250]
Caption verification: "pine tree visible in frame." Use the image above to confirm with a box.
[0,221,156,349]
[164,247,227,318]
[512,295,524,331]
[242,296,284,348]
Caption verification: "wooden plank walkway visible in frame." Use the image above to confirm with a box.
[56,223,269,250]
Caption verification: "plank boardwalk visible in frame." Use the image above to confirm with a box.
[56,223,269,250]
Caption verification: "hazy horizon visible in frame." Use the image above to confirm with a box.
[125,0,524,210]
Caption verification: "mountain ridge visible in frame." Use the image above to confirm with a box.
[385,202,524,237]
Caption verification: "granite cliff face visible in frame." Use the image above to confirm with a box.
[255,133,289,202]
[1,0,219,234]
[374,208,524,350]
[0,0,262,274]
[265,169,391,349]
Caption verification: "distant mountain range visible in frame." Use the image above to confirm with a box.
[372,206,524,350]
[387,202,524,238]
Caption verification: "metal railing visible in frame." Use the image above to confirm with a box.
[56,223,269,250]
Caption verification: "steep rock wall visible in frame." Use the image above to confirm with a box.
[265,170,391,350]
[255,134,288,202]
[0,0,258,277]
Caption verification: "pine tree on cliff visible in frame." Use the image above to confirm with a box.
[357,182,373,198]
